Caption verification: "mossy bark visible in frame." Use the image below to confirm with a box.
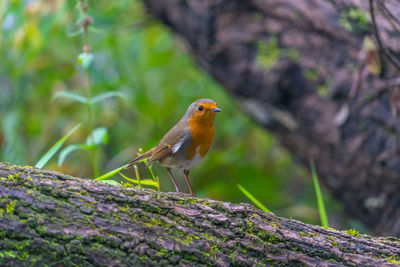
[141,0,400,236]
[0,162,400,266]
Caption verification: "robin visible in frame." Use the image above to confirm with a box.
[126,99,221,195]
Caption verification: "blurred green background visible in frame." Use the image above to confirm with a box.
[0,0,360,230]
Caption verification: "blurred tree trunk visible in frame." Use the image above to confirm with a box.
[142,0,400,236]
[1,162,400,266]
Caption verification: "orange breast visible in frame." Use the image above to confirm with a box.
[186,117,215,160]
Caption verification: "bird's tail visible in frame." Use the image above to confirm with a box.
[126,148,154,169]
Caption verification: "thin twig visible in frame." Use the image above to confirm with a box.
[369,0,400,70]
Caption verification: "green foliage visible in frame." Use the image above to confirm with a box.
[311,161,329,227]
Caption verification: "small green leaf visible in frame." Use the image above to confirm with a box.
[58,144,88,166]
[237,184,271,213]
[78,52,94,70]
[99,180,121,186]
[86,127,108,146]
[53,91,87,104]
[95,164,129,181]
[91,91,128,105]
[311,160,329,227]
[35,124,81,169]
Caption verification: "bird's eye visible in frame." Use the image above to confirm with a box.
[198,105,203,111]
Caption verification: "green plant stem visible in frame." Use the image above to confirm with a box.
[85,71,98,177]
[80,6,97,177]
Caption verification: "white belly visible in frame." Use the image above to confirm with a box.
[159,146,203,170]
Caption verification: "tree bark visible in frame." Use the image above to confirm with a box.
[1,162,400,266]
[141,0,400,236]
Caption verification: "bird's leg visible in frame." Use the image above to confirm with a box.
[183,169,193,196]
[166,168,180,193]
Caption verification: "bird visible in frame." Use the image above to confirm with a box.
[126,99,221,195]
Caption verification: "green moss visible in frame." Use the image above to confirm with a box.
[209,243,219,258]
[6,201,16,214]
[267,235,280,244]
[14,240,30,250]
[3,250,16,258]
[331,241,338,246]
[299,231,318,238]
[246,219,254,232]
[17,251,29,261]
[387,255,400,265]
[344,229,360,237]
[0,230,6,238]
[0,208,3,218]
[157,248,168,257]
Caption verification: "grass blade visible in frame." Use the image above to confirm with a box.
[35,124,81,169]
[95,164,129,181]
[237,184,271,213]
[310,160,329,227]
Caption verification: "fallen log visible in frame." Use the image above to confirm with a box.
[0,162,399,266]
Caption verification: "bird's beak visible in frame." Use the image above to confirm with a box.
[212,107,222,112]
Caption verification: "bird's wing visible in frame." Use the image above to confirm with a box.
[147,120,187,165]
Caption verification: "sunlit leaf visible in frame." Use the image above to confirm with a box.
[53,91,87,104]
[99,179,121,186]
[91,91,128,104]
[35,124,81,169]
[95,164,129,181]
[237,184,271,213]
[58,143,87,166]
[86,127,108,146]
